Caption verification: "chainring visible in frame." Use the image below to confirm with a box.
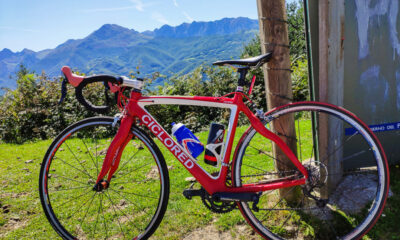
[201,191,236,214]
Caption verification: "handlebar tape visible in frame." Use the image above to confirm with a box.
[75,75,121,114]
[61,66,125,113]
[59,77,68,104]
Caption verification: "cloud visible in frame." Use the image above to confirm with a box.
[152,12,169,24]
[83,0,153,13]
[0,26,39,33]
[130,0,145,12]
[82,6,137,13]
[182,11,193,22]
[173,0,178,7]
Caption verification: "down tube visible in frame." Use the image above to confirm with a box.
[131,104,226,194]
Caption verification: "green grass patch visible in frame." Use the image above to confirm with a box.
[1,119,399,239]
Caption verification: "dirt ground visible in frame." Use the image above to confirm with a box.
[182,224,260,240]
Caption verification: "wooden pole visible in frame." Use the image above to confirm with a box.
[318,0,345,198]
[257,0,299,202]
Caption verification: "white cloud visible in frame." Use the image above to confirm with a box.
[0,26,39,33]
[82,6,137,13]
[130,0,145,12]
[173,0,178,7]
[182,11,193,22]
[152,12,169,24]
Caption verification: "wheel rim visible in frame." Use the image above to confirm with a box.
[40,119,166,240]
[234,104,387,240]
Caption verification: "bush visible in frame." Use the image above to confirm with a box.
[0,65,116,143]
[0,2,309,143]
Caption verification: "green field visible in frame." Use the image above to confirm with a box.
[0,125,254,240]
[1,121,400,239]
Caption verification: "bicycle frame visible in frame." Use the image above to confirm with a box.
[95,90,309,195]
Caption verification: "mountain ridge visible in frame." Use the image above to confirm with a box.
[0,17,259,89]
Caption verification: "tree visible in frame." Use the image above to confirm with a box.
[241,1,308,103]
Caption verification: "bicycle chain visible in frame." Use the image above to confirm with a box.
[241,169,299,179]
[257,206,322,211]
[201,193,237,214]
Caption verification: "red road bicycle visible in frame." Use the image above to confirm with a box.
[39,53,389,240]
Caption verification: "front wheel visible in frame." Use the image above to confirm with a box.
[232,102,389,240]
[39,117,170,240]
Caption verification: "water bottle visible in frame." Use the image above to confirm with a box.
[204,123,225,166]
[171,122,204,158]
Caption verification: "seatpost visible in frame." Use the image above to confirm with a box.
[237,67,248,92]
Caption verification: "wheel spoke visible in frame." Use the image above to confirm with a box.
[113,148,141,176]
[104,191,127,239]
[318,131,359,166]
[100,194,109,240]
[51,188,92,210]
[234,105,387,239]
[52,174,91,185]
[81,138,99,176]
[53,155,93,179]
[110,189,158,200]
[65,142,94,178]
[106,190,140,228]
[95,135,99,175]
[93,195,101,238]
[51,185,90,192]
[109,188,151,216]
[115,162,152,180]
[297,119,302,161]
[247,144,296,172]
[79,192,97,233]
[66,191,97,221]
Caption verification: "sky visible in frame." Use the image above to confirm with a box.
[0,0,296,52]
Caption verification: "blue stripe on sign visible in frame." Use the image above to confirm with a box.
[345,121,400,135]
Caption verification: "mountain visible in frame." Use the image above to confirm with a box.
[0,17,258,89]
[153,17,258,38]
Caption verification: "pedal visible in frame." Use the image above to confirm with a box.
[252,192,262,212]
[183,188,206,200]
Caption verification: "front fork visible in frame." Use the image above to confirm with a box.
[94,113,134,190]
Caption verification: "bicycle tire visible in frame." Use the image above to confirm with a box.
[232,102,389,240]
[39,117,170,240]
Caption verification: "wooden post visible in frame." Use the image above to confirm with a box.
[318,0,345,198]
[257,0,299,202]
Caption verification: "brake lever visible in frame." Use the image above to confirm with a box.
[58,77,68,104]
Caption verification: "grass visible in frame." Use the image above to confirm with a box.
[1,116,400,239]
[0,125,252,240]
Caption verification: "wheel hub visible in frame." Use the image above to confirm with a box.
[93,179,110,192]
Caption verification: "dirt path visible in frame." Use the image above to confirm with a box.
[182,224,260,240]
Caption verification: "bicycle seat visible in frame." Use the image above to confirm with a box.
[212,52,273,67]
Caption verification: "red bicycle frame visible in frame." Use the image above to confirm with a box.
[95,90,309,195]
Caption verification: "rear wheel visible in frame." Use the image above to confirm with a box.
[233,102,389,240]
[39,117,169,240]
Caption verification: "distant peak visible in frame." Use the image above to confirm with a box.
[0,48,14,59]
[91,24,138,38]
[0,48,13,54]
[153,16,258,38]
[99,24,128,31]
[21,48,35,54]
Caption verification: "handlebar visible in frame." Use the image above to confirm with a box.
[59,66,144,113]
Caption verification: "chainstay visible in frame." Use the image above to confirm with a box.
[241,170,299,179]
